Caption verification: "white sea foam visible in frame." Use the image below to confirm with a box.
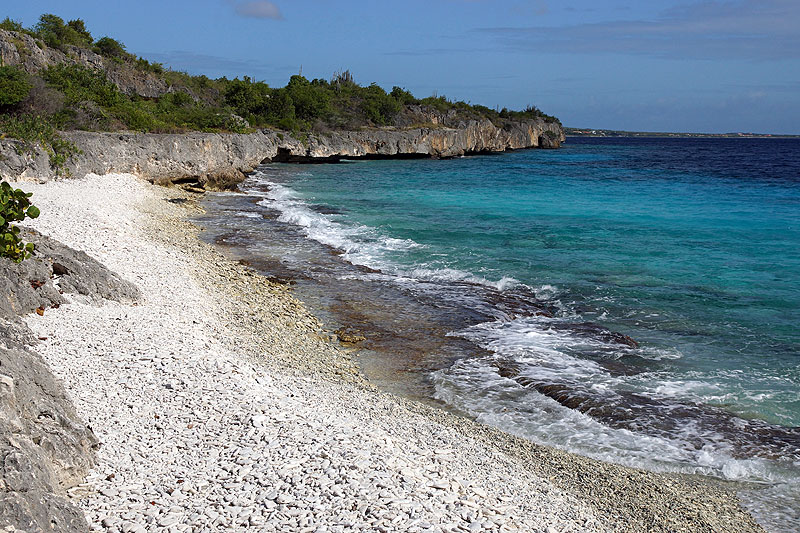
[406,267,519,291]
[236,211,262,219]
[253,176,520,291]
[435,313,800,517]
[533,284,560,300]
[432,352,799,485]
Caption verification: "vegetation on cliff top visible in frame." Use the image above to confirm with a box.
[0,13,560,142]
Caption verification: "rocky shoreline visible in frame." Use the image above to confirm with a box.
[0,172,764,533]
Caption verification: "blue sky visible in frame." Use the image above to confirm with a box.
[7,1,800,133]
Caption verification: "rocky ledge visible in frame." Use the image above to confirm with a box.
[0,118,564,190]
[0,229,139,533]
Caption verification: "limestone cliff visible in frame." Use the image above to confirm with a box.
[0,27,564,188]
[0,118,564,190]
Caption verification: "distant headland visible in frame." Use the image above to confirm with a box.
[565,127,799,138]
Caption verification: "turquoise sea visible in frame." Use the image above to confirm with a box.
[197,137,800,531]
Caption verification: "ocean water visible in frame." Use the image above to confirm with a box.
[196,137,800,531]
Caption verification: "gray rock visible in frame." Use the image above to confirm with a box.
[0,119,564,190]
[0,230,142,533]
[0,341,97,533]
[0,490,88,533]
[0,228,139,322]
[24,229,140,304]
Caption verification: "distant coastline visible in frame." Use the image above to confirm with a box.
[565,127,800,138]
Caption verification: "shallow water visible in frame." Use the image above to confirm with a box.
[197,137,800,532]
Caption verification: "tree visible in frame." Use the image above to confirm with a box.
[66,19,93,44]
[264,89,295,126]
[362,83,400,125]
[34,13,66,47]
[224,77,257,114]
[390,86,418,105]
[286,75,330,121]
[34,14,92,48]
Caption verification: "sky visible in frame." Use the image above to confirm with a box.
[7,1,800,133]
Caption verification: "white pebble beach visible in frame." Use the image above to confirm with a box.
[17,173,763,533]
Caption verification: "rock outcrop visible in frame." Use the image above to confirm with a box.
[0,230,140,533]
[0,29,168,98]
[0,118,564,190]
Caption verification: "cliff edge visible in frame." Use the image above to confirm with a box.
[0,118,564,190]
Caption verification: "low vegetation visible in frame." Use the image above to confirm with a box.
[0,180,40,262]
[0,13,559,142]
[0,114,82,176]
[0,65,32,107]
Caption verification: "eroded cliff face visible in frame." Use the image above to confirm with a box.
[0,119,564,190]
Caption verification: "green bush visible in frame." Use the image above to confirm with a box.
[0,115,82,176]
[390,86,418,106]
[93,36,127,59]
[361,83,400,125]
[34,14,93,49]
[286,75,330,122]
[419,95,452,114]
[0,17,24,32]
[66,19,92,44]
[0,181,40,262]
[42,64,121,107]
[135,57,164,74]
[0,66,32,107]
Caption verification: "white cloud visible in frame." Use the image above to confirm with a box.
[476,0,800,60]
[233,1,283,20]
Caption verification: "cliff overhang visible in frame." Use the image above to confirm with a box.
[0,119,564,190]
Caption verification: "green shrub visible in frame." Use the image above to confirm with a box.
[361,83,400,125]
[111,100,161,132]
[34,14,93,49]
[0,181,40,262]
[223,77,252,111]
[0,17,24,32]
[42,64,121,107]
[93,36,127,59]
[286,75,330,122]
[0,115,82,176]
[419,95,452,114]
[390,86,418,106]
[0,66,32,107]
[135,57,164,74]
[66,19,93,44]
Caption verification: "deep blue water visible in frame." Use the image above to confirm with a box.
[198,137,800,531]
